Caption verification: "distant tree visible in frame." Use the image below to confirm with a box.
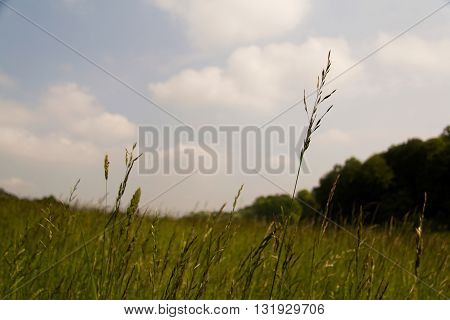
[312,126,450,228]
[313,164,341,213]
[382,138,427,216]
[314,158,363,218]
[296,189,319,219]
[242,194,302,221]
[422,134,450,226]
[442,125,450,138]
[0,188,17,200]
[359,155,393,203]
[338,157,364,209]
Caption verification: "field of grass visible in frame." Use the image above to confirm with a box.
[0,187,448,300]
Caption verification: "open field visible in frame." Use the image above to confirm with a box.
[1,191,448,300]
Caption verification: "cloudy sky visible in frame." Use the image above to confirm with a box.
[0,0,449,213]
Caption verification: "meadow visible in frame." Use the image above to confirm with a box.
[0,183,448,300]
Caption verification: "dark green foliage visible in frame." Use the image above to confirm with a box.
[442,125,450,138]
[241,194,302,221]
[313,127,450,228]
[0,188,17,200]
[295,189,319,219]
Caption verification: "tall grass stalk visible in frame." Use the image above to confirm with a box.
[292,51,336,200]
[410,192,426,298]
[269,52,338,300]
[104,154,109,210]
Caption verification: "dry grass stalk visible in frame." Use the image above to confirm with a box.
[292,51,336,199]
[414,193,426,278]
[104,154,110,208]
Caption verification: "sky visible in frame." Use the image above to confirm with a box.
[0,0,449,213]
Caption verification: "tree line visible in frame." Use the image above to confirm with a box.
[243,126,450,229]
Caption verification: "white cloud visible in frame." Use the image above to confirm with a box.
[149,38,358,113]
[317,128,353,145]
[72,112,136,144]
[151,0,310,48]
[377,34,450,72]
[0,98,33,126]
[42,83,136,144]
[43,83,102,120]
[0,126,99,165]
[0,83,136,164]
[0,177,33,196]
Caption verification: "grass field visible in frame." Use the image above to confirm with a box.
[1,187,448,300]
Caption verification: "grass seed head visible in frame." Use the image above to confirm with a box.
[104,154,110,181]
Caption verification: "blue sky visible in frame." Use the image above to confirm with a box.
[1,0,449,212]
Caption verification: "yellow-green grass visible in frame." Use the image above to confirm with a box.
[0,195,448,299]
